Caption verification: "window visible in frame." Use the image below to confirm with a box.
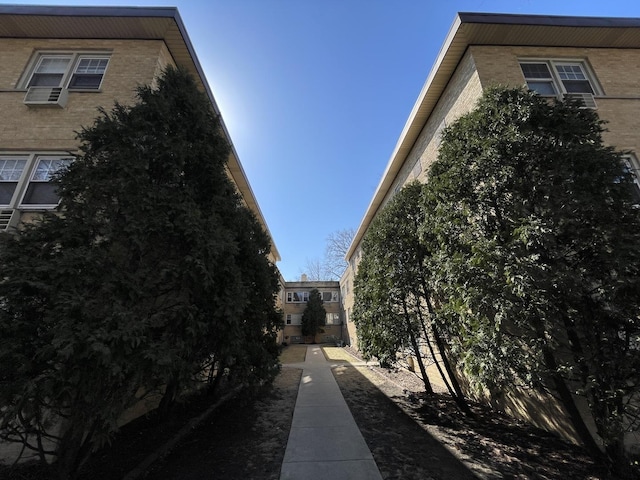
[520,60,599,106]
[325,313,340,325]
[322,291,340,302]
[25,53,110,91]
[286,291,309,303]
[621,154,640,204]
[285,314,302,325]
[0,154,72,209]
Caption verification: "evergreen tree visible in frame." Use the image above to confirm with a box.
[301,289,325,341]
[427,86,640,468]
[0,66,281,479]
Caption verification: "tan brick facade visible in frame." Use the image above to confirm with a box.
[280,280,344,345]
[0,38,171,151]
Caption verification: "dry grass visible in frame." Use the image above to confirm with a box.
[279,344,307,364]
[321,346,359,362]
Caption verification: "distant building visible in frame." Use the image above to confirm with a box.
[280,276,343,345]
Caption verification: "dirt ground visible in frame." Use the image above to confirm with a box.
[1,344,636,479]
[324,346,626,479]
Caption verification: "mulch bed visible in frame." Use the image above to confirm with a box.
[335,347,635,480]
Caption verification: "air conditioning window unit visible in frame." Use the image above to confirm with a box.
[564,92,597,109]
[0,209,15,230]
[24,86,69,107]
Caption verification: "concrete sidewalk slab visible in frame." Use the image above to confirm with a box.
[279,345,383,480]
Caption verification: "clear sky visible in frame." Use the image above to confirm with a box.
[5,0,640,281]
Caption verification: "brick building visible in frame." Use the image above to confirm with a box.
[0,4,279,266]
[280,276,343,345]
[340,12,640,449]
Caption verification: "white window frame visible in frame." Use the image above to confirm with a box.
[519,59,601,102]
[22,52,111,91]
[286,291,310,303]
[0,153,72,210]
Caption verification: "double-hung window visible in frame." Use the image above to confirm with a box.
[520,60,599,107]
[25,53,110,91]
[0,154,72,210]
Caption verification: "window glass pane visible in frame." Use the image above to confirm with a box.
[562,81,593,94]
[36,57,70,74]
[0,183,17,204]
[29,74,64,87]
[31,158,71,182]
[22,183,59,205]
[526,81,557,95]
[0,158,26,181]
[622,157,640,204]
[556,64,587,80]
[520,63,552,79]
[75,58,108,74]
[69,74,103,89]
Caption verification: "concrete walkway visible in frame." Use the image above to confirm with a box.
[280,345,383,480]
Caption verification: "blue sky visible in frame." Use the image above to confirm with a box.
[6,0,640,281]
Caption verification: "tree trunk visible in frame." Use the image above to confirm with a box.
[533,320,603,460]
[158,375,180,418]
[402,299,433,394]
[55,417,96,480]
[414,278,474,416]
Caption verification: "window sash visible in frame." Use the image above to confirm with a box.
[68,57,109,90]
[20,157,72,207]
[28,56,72,87]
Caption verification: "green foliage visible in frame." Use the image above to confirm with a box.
[301,289,325,339]
[427,86,640,462]
[353,182,426,364]
[0,66,281,478]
